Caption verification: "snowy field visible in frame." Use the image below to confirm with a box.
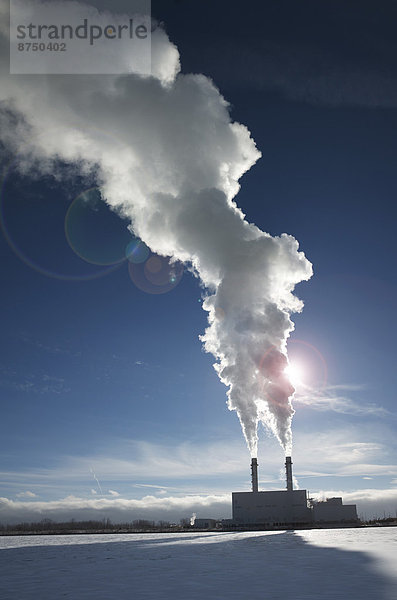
[1,528,396,600]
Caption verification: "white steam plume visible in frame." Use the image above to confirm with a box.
[0,1,312,457]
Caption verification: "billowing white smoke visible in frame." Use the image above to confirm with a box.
[0,1,312,457]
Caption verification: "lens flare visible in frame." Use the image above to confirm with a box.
[125,238,150,264]
[128,254,183,294]
[65,188,132,266]
[0,166,120,281]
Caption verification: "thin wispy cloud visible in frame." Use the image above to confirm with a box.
[325,384,366,392]
[67,440,249,481]
[133,483,171,490]
[291,427,397,482]
[293,383,393,418]
[0,365,69,395]
[210,37,397,108]
[0,439,251,499]
[1,428,396,496]
[17,332,81,357]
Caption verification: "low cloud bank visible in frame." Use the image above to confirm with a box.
[1,487,397,525]
[0,494,231,525]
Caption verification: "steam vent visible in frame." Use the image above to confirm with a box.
[232,457,358,529]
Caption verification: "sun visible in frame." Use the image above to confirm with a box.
[284,361,305,387]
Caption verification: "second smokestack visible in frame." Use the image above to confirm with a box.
[251,458,258,493]
[285,456,293,492]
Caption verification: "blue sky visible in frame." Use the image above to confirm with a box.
[0,0,397,524]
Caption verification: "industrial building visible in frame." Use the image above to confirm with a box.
[231,457,358,528]
[311,496,358,524]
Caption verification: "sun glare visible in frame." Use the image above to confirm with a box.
[284,362,305,387]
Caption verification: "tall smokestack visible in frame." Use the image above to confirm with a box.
[285,456,293,491]
[251,458,258,493]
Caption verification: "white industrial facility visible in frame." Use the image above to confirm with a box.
[230,457,358,528]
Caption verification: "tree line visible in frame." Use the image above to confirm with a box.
[0,517,193,534]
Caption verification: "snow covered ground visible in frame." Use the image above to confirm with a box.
[0,528,396,599]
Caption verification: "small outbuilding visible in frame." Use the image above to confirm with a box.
[193,518,217,529]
